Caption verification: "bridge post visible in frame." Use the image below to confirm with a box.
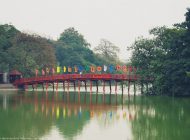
[109,80,112,93]
[146,82,148,94]
[78,80,81,92]
[32,84,34,91]
[42,83,44,91]
[134,82,136,96]
[53,82,55,92]
[56,82,58,91]
[63,81,65,92]
[96,80,98,93]
[96,90,98,104]
[67,81,70,93]
[90,80,92,93]
[141,81,144,94]
[115,81,117,94]
[84,81,87,92]
[78,80,80,102]
[128,81,130,97]
[35,83,38,91]
[73,81,76,91]
[103,80,105,93]
[121,82,124,99]
[46,82,48,91]
[90,81,92,105]
[109,80,112,104]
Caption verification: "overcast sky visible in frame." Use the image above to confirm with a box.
[0,0,189,61]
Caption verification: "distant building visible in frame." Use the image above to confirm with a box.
[0,72,9,83]
[0,72,3,83]
[9,70,22,83]
[3,72,8,83]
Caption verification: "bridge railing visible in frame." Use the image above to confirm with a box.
[14,74,143,86]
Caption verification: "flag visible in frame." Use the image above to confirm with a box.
[97,66,102,72]
[46,67,49,75]
[116,65,121,71]
[42,69,45,76]
[129,66,133,72]
[78,65,84,72]
[122,65,127,73]
[90,66,95,73]
[85,65,90,72]
[57,66,60,73]
[74,66,78,73]
[63,66,67,73]
[68,67,72,73]
[109,65,115,73]
[35,69,38,77]
[103,65,107,72]
[52,68,55,75]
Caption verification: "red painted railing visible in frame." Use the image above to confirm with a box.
[14,74,143,86]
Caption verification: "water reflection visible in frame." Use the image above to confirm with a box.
[131,97,190,140]
[0,91,190,140]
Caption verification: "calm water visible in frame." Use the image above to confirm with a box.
[0,90,190,140]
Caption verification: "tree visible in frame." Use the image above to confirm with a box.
[55,27,107,66]
[166,8,190,95]
[8,33,56,77]
[58,27,90,48]
[129,8,190,96]
[94,39,120,64]
[0,24,19,71]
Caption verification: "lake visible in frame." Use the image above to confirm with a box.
[0,90,189,140]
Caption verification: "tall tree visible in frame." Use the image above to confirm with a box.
[129,8,190,96]
[0,24,19,71]
[129,37,159,81]
[8,33,56,77]
[94,39,120,64]
[58,27,90,48]
[166,8,190,95]
[56,27,106,66]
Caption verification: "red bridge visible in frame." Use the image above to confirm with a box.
[14,74,152,95]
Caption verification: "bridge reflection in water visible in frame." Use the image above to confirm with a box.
[20,92,133,119]
[1,91,189,140]
[0,91,136,139]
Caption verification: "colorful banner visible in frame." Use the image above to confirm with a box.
[35,65,138,76]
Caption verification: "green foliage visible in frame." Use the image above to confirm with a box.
[0,24,121,78]
[8,33,56,77]
[186,72,190,77]
[131,96,190,140]
[0,24,56,77]
[94,39,120,64]
[129,8,190,96]
[129,38,156,77]
[55,28,109,66]
[0,24,20,71]
[59,27,90,48]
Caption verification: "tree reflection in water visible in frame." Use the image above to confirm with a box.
[0,91,190,140]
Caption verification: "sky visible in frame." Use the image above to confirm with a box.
[0,0,189,61]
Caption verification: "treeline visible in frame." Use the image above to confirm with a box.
[1,8,190,96]
[129,8,190,96]
[0,26,121,77]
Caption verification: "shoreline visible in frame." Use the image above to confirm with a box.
[0,84,18,90]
